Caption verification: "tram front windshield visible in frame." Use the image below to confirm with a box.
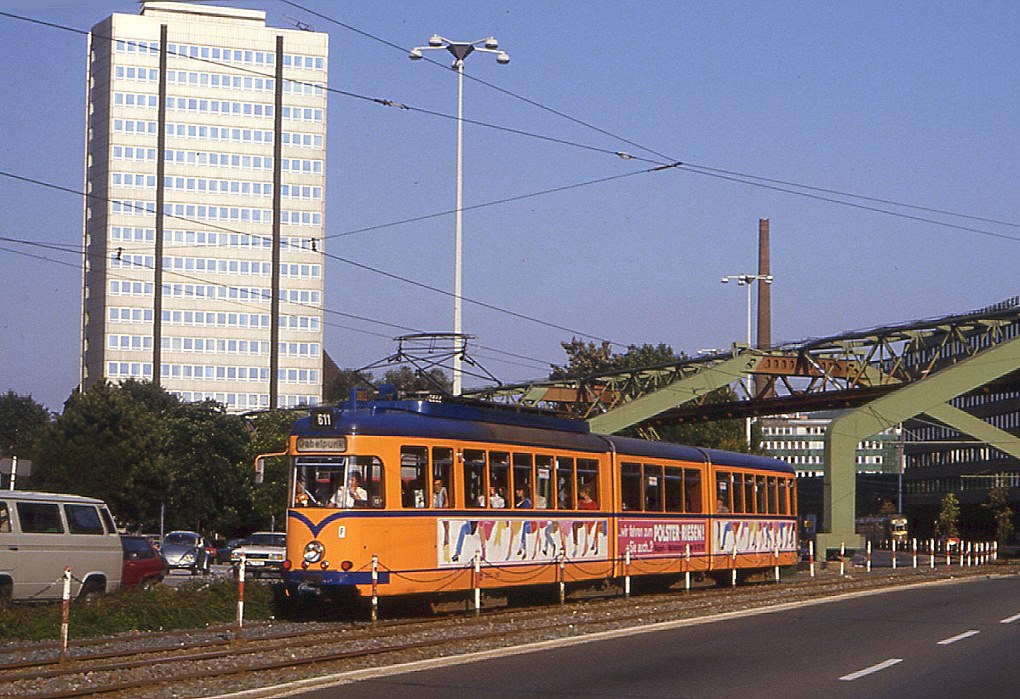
[294,456,375,509]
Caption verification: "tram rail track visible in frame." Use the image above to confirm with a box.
[2,564,1015,699]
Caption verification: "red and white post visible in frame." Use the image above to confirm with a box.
[371,554,379,625]
[235,553,246,641]
[59,566,71,663]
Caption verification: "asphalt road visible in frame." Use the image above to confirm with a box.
[282,574,1020,699]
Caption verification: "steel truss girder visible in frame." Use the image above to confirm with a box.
[816,331,1020,554]
[465,304,1020,435]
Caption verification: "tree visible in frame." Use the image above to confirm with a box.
[162,401,253,535]
[34,381,167,526]
[381,367,452,396]
[986,485,1015,548]
[33,380,268,535]
[935,491,961,540]
[322,369,375,404]
[0,390,51,461]
[548,339,749,451]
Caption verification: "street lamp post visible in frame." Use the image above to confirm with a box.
[410,36,509,396]
[720,273,774,445]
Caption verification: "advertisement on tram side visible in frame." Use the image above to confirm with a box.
[618,518,707,557]
[437,518,608,566]
[713,519,797,555]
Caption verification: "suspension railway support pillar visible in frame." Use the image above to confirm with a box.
[816,333,1020,556]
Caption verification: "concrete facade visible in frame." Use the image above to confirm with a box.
[81,2,327,411]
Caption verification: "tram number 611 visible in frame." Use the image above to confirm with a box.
[311,409,333,428]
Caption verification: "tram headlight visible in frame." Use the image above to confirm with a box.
[303,540,325,564]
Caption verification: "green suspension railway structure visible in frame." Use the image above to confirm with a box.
[465,300,1020,554]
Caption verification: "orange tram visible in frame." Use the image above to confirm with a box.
[271,399,799,603]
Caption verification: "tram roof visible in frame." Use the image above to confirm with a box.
[294,401,793,474]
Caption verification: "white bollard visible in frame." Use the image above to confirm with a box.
[866,540,872,573]
[558,555,566,606]
[625,549,632,597]
[809,540,815,578]
[774,542,780,582]
[930,538,936,570]
[840,542,846,577]
[684,544,691,591]
[731,544,738,587]
[892,539,897,570]
[912,538,918,569]
[473,551,481,614]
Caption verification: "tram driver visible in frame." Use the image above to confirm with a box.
[332,472,368,508]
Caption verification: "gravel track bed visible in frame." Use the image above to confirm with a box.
[2,563,1015,699]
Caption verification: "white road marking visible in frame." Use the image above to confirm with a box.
[1000,612,1020,624]
[937,630,980,645]
[839,658,903,681]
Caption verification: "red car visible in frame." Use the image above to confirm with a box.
[121,534,167,589]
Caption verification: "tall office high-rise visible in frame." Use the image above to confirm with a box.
[81,2,328,411]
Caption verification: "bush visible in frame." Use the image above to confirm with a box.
[0,579,276,641]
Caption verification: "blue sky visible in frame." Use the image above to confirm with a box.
[2,1,1019,412]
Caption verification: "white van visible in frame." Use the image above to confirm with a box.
[0,491,123,604]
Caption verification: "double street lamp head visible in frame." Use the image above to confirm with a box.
[409,35,510,68]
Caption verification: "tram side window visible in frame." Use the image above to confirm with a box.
[463,450,486,509]
[644,464,664,512]
[756,475,766,514]
[664,467,683,512]
[685,468,703,513]
[790,479,798,515]
[556,456,574,509]
[715,472,731,513]
[768,477,779,514]
[489,452,510,507]
[743,473,755,514]
[536,455,554,510]
[431,447,453,508]
[732,473,745,514]
[513,453,535,509]
[779,478,789,515]
[621,462,642,511]
[400,447,429,509]
[576,459,598,509]
[359,457,385,508]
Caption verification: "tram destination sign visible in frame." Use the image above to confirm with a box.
[296,437,347,453]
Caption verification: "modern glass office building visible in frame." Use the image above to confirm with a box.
[80,2,327,411]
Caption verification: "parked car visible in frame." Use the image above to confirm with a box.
[120,534,167,589]
[161,530,210,575]
[217,538,248,564]
[231,532,286,579]
[0,491,123,604]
